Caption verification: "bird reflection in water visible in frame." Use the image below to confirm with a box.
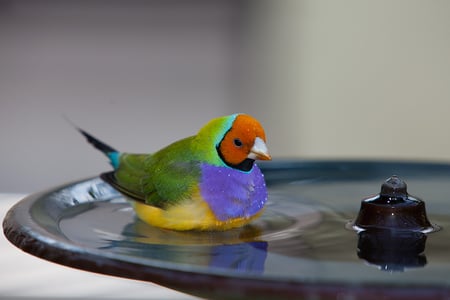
[100,218,268,274]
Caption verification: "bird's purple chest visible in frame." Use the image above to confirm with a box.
[199,163,268,221]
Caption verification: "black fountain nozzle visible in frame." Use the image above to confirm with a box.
[354,175,433,232]
[379,175,408,204]
[353,175,437,271]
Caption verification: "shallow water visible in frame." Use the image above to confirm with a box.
[3,160,438,295]
[58,176,450,281]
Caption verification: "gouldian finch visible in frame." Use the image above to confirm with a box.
[78,113,271,231]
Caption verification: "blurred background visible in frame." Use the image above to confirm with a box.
[1,1,450,299]
[1,0,450,193]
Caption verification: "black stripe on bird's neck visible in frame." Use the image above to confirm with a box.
[216,146,255,172]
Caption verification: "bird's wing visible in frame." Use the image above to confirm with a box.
[102,153,149,202]
[105,139,203,209]
[139,136,203,208]
[100,171,146,202]
[141,159,201,208]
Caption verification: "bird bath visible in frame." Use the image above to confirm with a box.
[3,160,450,299]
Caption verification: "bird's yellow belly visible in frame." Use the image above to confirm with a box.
[129,192,263,231]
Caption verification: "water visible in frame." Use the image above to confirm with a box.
[15,160,450,296]
[58,195,322,269]
[57,178,450,280]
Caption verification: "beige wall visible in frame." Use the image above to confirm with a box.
[239,0,450,160]
[0,1,239,192]
[2,1,450,192]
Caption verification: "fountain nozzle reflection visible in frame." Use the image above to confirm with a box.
[357,229,427,272]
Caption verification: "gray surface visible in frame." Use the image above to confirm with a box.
[1,194,200,299]
[0,0,243,193]
[3,0,450,192]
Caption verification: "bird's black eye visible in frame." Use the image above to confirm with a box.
[233,138,243,147]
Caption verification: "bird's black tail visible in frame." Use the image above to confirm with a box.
[77,128,118,155]
[77,127,121,169]
[65,116,120,168]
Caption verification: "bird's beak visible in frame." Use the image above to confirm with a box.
[248,137,271,161]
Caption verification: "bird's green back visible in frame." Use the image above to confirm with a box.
[114,115,236,208]
[115,136,201,207]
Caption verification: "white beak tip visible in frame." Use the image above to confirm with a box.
[249,137,271,161]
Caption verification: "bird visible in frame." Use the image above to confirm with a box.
[77,113,271,231]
